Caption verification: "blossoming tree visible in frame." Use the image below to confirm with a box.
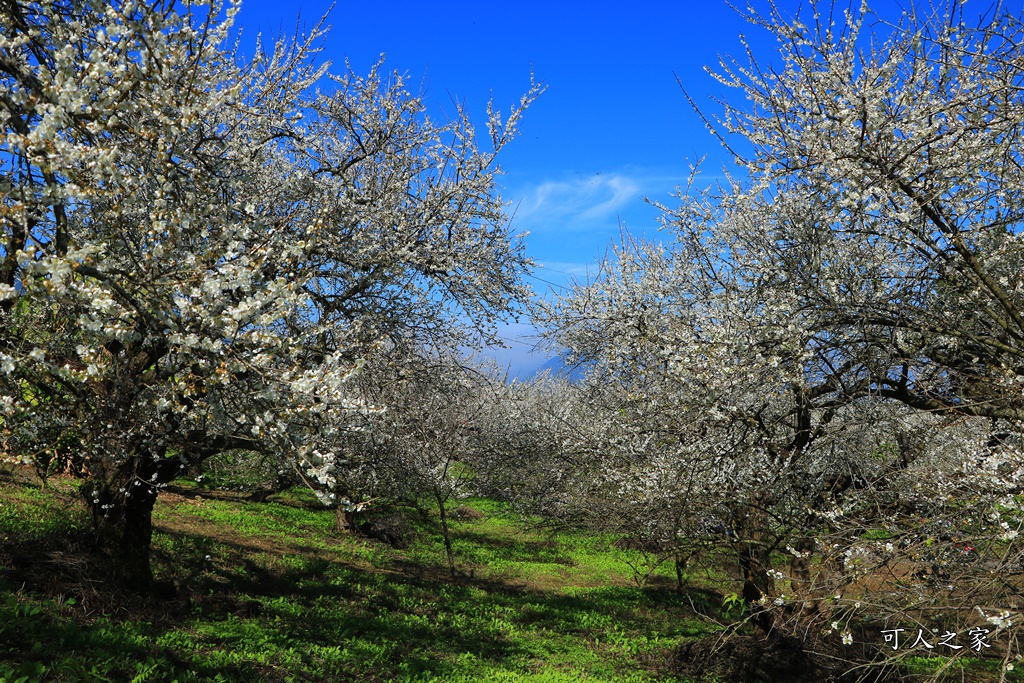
[541,0,1023,664]
[0,0,537,588]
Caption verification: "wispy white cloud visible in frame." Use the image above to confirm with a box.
[579,175,642,220]
[473,320,552,380]
[534,261,592,277]
[501,166,718,242]
[510,172,646,233]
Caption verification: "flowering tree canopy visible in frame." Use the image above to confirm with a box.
[701,0,1024,421]
[539,0,1024,663]
[0,0,538,587]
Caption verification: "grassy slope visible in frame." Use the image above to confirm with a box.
[0,475,718,683]
[3,474,1019,683]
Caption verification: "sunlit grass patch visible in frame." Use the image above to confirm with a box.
[2,481,716,682]
[157,493,331,535]
[0,477,88,544]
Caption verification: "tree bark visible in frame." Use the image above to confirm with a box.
[733,500,776,637]
[83,454,181,592]
[87,478,159,591]
[789,536,813,592]
[675,553,688,593]
[335,505,356,534]
[435,490,456,579]
[738,541,775,636]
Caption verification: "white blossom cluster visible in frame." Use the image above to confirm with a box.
[0,0,539,557]
[529,0,1024,651]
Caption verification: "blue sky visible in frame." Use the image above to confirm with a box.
[228,0,881,374]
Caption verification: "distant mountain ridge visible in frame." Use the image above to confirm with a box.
[529,354,589,383]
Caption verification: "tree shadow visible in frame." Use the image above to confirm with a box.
[452,528,576,565]
[3,502,718,682]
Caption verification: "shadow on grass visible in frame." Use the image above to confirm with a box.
[452,528,577,566]
[227,526,705,676]
[2,489,717,683]
[161,483,320,508]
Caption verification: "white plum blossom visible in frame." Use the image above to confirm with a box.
[534,0,1024,653]
[0,0,538,586]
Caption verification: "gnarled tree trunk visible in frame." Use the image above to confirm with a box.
[335,505,356,533]
[83,454,182,592]
[732,499,777,636]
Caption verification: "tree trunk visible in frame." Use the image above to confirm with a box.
[729,497,778,636]
[87,478,159,591]
[83,455,181,592]
[738,541,775,636]
[435,490,456,578]
[786,536,811,593]
[675,552,688,593]
[335,505,356,534]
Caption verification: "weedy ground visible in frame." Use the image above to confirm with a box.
[0,468,1019,683]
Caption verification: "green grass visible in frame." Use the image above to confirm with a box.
[1,480,716,682]
[4,478,1016,683]
[898,654,1024,682]
[0,478,87,545]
